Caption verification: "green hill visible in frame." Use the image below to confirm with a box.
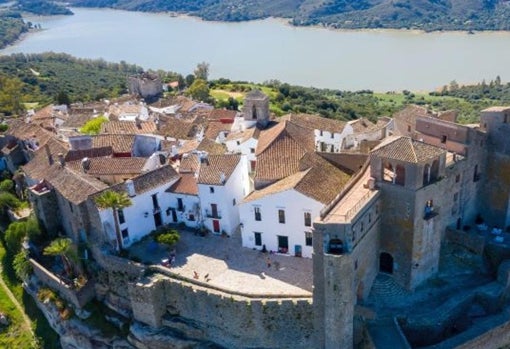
[67,0,510,31]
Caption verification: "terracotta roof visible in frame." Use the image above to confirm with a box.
[177,139,200,154]
[6,119,55,146]
[197,138,226,155]
[67,157,147,176]
[105,165,179,196]
[179,154,199,173]
[348,118,382,134]
[209,109,237,120]
[371,136,446,164]
[156,117,197,140]
[392,105,435,135]
[101,121,157,134]
[109,103,142,117]
[91,134,136,154]
[166,173,198,195]
[62,113,93,129]
[32,105,53,120]
[281,113,346,134]
[197,154,241,185]
[255,121,314,182]
[204,121,232,140]
[245,154,351,205]
[65,147,113,162]
[225,127,261,143]
[44,164,108,204]
[22,138,69,181]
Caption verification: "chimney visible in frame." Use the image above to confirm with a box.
[44,144,54,165]
[220,172,226,184]
[125,179,136,197]
[81,157,91,172]
[135,117,142,129]
[57,153,65,167]
[155,118,160,131]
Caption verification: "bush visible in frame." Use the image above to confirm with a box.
[155,229,180,247]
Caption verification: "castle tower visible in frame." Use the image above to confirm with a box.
[370,136,448,290]
[243,89,269,129]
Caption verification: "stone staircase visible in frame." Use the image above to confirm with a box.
[365,273,410,310]
[367,317,411,349]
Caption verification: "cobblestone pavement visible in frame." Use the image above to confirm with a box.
[130,228,313,297]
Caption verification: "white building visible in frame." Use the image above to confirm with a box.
[197,154,250,235]
[96,165,179,249]
[239,155,351,258]
[225,127,260,173]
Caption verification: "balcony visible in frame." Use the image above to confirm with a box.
[205,209,222,219]
[424,205,439,220]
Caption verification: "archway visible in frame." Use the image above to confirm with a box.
[379,252,394,274]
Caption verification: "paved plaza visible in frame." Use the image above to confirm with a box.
[130,228,313,297]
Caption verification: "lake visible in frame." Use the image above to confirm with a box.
[2,7,510,91]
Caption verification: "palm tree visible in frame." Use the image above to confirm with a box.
[44,238,77,277]
[95,190,132,251]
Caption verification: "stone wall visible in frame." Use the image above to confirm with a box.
[30,259,95,308]
[445,228,485,255]
[129,275,314,349]
[455,319,510,349]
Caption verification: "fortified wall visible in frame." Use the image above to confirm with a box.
[128,273,314,349]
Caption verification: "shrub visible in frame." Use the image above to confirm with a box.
[155,229,180,247]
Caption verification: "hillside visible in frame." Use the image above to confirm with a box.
[67,0,510,31]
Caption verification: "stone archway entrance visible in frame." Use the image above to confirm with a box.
[379,252,394,274]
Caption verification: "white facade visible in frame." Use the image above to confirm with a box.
[98,178,178,248]
[225,137,258,172]
[198,156,250,235]
[239,189,323,258]
[314,124,354,152]
[161,192,201,229]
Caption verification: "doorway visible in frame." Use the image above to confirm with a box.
[379,252,394,274]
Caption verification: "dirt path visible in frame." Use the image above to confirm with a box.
[0,263,35,340]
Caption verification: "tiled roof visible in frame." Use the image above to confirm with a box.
[156,117,197,140]
[197,138,226,155]
[392,105,435,135]
[225,127,261,143]
[62,113,93,129]
[22,138,69,181]
[204,121,232,140]
[179,154,199,173]
[65,147,113,162]
[67,157,147,176]
[348,118,382,134]
[255,121,314,182]
[197,154,241,185]
[109,103,142,117]
[91,134,136,154]
[32,105,53,120]
[245,154,351,205]
[209,109,237,120]
[101,121,157,134]
[281,113,346,134]
[166,173,198,195]
[45,164,108,204]
[6,119,55,146]
[371,136,446,164]
[105,165,179,196]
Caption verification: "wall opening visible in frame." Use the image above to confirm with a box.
[379,252,394,274]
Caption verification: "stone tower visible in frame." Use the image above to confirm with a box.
[243,89,269,128]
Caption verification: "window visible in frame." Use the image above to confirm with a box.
[250,148,255,154]
[473,165,480,182]
[361,221,364,233]
[455,174,460,183]
[277,235,289,253]
[305,232,312,246]
[254,232,262,246]
[152,194,159,209]
[236,141,240,146]
[118,209,125,224]
[352,227,357,242]
[69,202,73,213]
[188,213,195,221]
[441,135,447,143]
[278,209,286,224]
[210,186,215,193]
[121,228,129,239]
[331,132,334,139]
[453,192,458,202]
[407,125,411,132]
[304,212,312,227]
[368,212,372,223]
[319,130,323,136]
[177,198,184,211]
[254,207,261,221]
[232,198,236,206]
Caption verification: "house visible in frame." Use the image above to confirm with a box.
[240,154,351,258]
[225,127,262,174]
[197,154,249,235]
[164,173,200,229]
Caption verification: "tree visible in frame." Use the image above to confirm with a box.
[186,79,211,102]
[0,76,24,115]
[43,238,77,277]
[156,229,180,247]
[185,74,195,87]
[55,90,71,106]
[95,190,132,251]
[0,179,14,192]
[194,62,210,81]
[4,217,40,253]
[13,249,32,281]
[79,116,108,135]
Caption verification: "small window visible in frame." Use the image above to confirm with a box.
[232,198,236,206]
[278,209,286,224]
[319,130,323,136]
[304,212,312,227]
[455,174,460,183]
[250,148,255,154]
[152,193,159,208]
[118,209,125,224]
[305,232,312,246]
[69,202,74,213]
[210,187,215,193]
[352,227,357,242]
[355,260,358,270]
[361,222,364,232]
[453,192,458,202]
[254,232,262,246]
[121,228,129,239]
[177,198,184,211]
[331,132,334,139]
[441,135,447,143]
[188,213,195,221]
[236,141,240,146]
[254,207,261,221]
[407,125,411,132]
[368,212,372,223]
